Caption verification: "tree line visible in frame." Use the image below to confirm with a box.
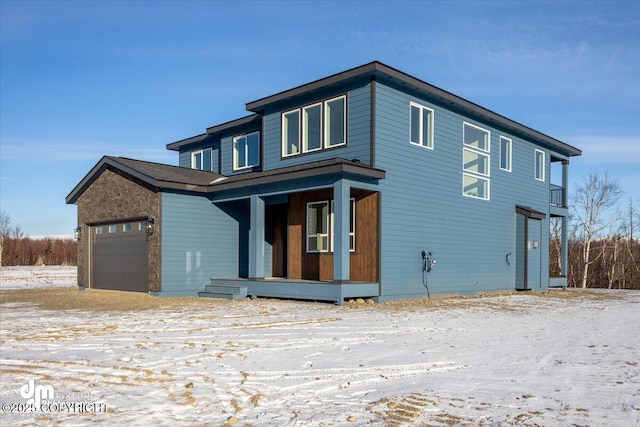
[1,171,638,289]
[0,211,77,266]
[551,172,639,290]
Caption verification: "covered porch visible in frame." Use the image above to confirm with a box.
[204,158,385,304]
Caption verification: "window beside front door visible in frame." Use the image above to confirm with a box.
[306,198,355,253]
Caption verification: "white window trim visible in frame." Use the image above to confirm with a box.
[95,226,103,235]
[281,109,301,158]
[306,201,330,253]
[233,131,260,171]
[302,102,323,153]
[462,172,491,200]
[463,147,491,178]
[191,148,212,170]
[108,224,117,234]
[324,95,347,149]
[499,136,512,172]
[122,223,131,233]
[282,95,347,157]
[535,149,546,181]
[463,121,491,153]
[462,122,491,201]
[330,198,356,253]
[409,102,435,150]
[191,150,202,169]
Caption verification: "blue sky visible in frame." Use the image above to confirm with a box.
[1,0,638,237]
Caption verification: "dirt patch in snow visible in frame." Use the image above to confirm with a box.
[0,285,620,313]
[0,286,231,311]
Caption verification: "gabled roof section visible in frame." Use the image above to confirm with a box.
[66,156,385,205]
[66,156,223,204]
[246,61,581,157]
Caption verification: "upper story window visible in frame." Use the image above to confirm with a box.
[233,132,260,171]
[282,95,346,157]
[535,149,545,181]
[410,102,434,149]
[500,136,512,172]
[462,122,490,200]
[191,148,212,171]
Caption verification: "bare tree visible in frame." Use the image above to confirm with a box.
[572,171,623,288]
[0,211,10,266]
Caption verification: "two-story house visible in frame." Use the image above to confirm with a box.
[66,61,581,304]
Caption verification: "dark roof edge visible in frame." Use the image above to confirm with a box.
[166,133,209,151]
[246,61,581,157]
[208,158,385,193]
[66,157,214,204]
[516,205,547,220]
[65,156,151,204]
[246,61,379,112]
[206,113,261,134]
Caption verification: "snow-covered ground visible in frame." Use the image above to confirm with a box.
[1,267,638,426]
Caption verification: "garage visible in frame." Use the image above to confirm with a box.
[90,220,149,292]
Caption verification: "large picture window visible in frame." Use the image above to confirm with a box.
[410,102,434,149]
[306,198,355,253]
[282,95,346,157]
[462,123,490,200]
[191,148,212,171]
[233,132,260,171]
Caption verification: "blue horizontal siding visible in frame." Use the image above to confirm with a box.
[375,82,551,299]
[160,191,243,296]
[262,81,371,170]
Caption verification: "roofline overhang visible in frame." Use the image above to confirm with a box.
[65,157,211,204]
[246,61,581,157]
[206,160,385,193]
[516,205,547,220]
[166,133,209,152]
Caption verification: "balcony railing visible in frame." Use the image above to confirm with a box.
[550,184,566,208]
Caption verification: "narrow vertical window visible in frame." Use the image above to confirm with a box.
[535,149,545,181]
[303,103,322,152]
[122,223,131,233]
[410,102,434,149]
[462,122,490,200]
[324,96,346,148]
[306,201,329,252]
[282,110,300,156]
[500,136,512,172]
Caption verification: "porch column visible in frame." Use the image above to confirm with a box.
[562,160,569,208]
[333,179,350,283]
[249,194,265,279]
[561,160,569,276]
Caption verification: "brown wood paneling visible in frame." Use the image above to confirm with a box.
[287,193,304,279]
[266,203,287,277]
[287,188,379,283]
[350,190,379,282]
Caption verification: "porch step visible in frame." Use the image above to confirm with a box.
[198,284,248,301]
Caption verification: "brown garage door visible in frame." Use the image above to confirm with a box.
[90,221,149,292]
